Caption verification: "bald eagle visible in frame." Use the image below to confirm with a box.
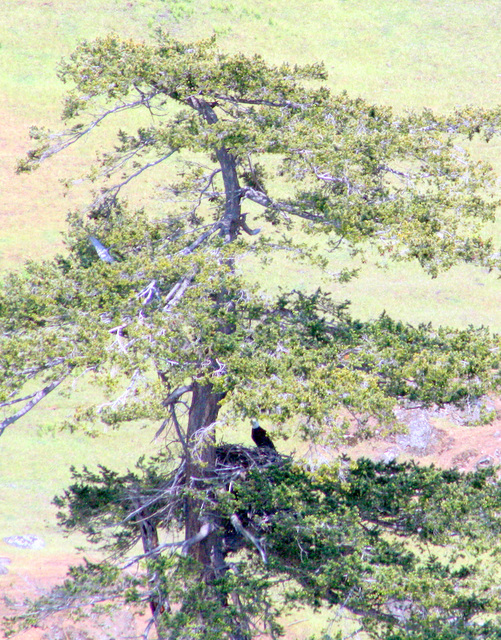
[251,419,276,451]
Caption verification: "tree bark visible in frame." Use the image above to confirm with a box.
[182,96,242,562]
[185,381,225,570]
[185,96,242,243]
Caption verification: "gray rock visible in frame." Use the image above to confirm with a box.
[380,448,399,463]
[3,535,45,549]
[476,455,494,469]
[395,407,435,453]
[0,557,11,574]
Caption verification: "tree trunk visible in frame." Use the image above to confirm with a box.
[185,381,225,568]
[186,96,242,243]
[216,145,242,242]
[183,96,243,560]
[181,97,247,638]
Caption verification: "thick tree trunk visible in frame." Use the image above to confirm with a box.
[185,381,225,567]
[183,96,242,559]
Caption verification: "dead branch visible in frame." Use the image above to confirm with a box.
[163,276,194,311]
[230,514,267,564]
[87,149,178,213]
[0,371,71,436]
[177,225,220,257]
[89,236,115,263]
[239,213,261,236]
[28,98,147,166]
[181,521,214,556]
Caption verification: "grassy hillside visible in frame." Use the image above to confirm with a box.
[2,0,501,326]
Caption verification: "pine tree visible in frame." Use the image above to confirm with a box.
[3,32,501,639]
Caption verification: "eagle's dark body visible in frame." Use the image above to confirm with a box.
[251,419,276,451]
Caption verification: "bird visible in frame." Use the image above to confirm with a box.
[251,418,276,451]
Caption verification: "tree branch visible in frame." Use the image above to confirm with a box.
[241,186,333,224]
[213,93,314,110]
[0,371,71,436]
[169,404,189,458]
[177,226,219,257]
[23,99,146,168]
[163,275,194,311]
[162,385,193,406]
[87,149,178,212]
[230,514,267,564]
[89,236,115,263]
[239,213,261,236]
[181,521,214,556]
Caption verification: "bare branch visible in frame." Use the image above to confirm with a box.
[162,385,193,407]
[181,521,214,556]
[163,275,194,311]
[213,93,314,110]
[230,514,267,564]
[181,167,222,221]
[152,418,169,441]
[241,186,341,225]
[142,616,157,640]
[30,99,147,165]
[137,280,159,304]
[87,149,178,212]
[0,372,71,436]
[120,522,214,568]
[0,390,43,409]
[239,213,261,236]
[240,187,274,208]
[177,225,220,257]
[169,404,189,457]
[97,369,141,413]
[89,236,115,263]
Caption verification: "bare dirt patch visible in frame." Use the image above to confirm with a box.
[0,553,80,639]
[0,552,142,640]
[338,396,501,473]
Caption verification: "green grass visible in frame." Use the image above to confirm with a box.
[244,234,501,332]
[0,421,161,550]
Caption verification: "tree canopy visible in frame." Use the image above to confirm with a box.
[3,31,501,640]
